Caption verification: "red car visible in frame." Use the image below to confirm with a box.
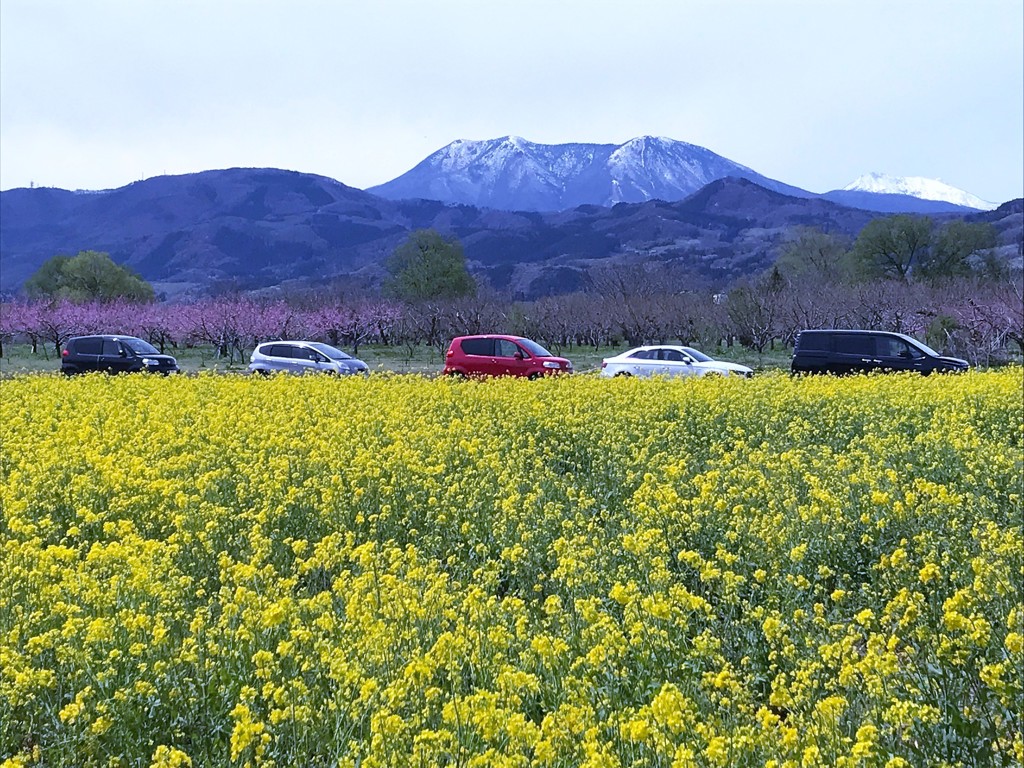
[443,335,573,378]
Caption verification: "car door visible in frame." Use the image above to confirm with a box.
[660,348,696,378]
[264,344,292,373]
[832,334,877,374]
[495,339,530,376]
[100,339,130,373]
[645,348,674,377]
[301,346,333,374]
[279,345,306,374]
[627,349,658,377]
[460,338,498,376]
[876,336,927,373]
[291,345,319,374]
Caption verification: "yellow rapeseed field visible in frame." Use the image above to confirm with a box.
[1,370,1021,768]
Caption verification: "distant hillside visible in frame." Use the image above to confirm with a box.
[0,169,410,296]
[2,169,1019,300]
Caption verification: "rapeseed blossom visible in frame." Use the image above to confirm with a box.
[0,369,1021,766]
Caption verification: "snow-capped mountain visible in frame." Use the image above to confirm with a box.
[841,173,996,211]
[368,136,813,212]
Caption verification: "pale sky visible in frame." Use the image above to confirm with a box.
[1,0,1022,204]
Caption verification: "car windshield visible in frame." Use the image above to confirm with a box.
[681,346,713,363]
[900,335,941,357]
[121,338,159,355]
[309,342,352,360]
[517,338,553,358]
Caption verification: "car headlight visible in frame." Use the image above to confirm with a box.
[543,361,561,369]
[142,358,158,365]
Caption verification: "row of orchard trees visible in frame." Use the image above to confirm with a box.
[2,274,1022,366]
[0,299,404,362]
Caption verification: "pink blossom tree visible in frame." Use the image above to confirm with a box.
[0,301,45,356]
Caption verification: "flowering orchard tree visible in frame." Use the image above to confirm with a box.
[0,302,43,356]
[34,301,105,354]
[185,298,276,363]
[131,302,185,352]
[306,304,371,353]
[364,301,404,348]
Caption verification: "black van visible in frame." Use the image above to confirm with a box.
[62,335,179,375]
[791,330,968,375]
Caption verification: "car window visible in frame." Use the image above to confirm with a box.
[905,343,925,359]
[495,339,521,358]
[74,338,103,355]
[661,349,685,362]
[629,350,655,360]
[797,333,830,352]
[102,340,123,356]
[681,346,712,362]
[122,338,159,355]
[878,337,910,357]
[309,342,351,360]
[834,335,875,355]
[270,345,294,358]
[518,338,553,357]
[460,338,494,356]
[906,336,941,357]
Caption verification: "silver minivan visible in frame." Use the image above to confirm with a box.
[248,341,369,376]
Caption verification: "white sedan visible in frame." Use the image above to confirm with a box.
[601,345,753,378]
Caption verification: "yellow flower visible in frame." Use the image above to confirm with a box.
[802,745,820,767]
[1005,632,1023,654]
[621,718,650,742]
[851,723,878,759]
[150,745,193,768]
[704,736,729,765]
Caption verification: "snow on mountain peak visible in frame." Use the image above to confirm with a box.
[843,173,996,210]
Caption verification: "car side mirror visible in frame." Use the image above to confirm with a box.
[119,349,128,358]
[898,350,912,359]
[514,352,524,360]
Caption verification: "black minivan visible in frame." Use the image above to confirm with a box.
[62,335,179,375]
[791,330,968,375]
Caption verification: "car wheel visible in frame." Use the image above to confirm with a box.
[614,371,632,377]
[528,372,542,381]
